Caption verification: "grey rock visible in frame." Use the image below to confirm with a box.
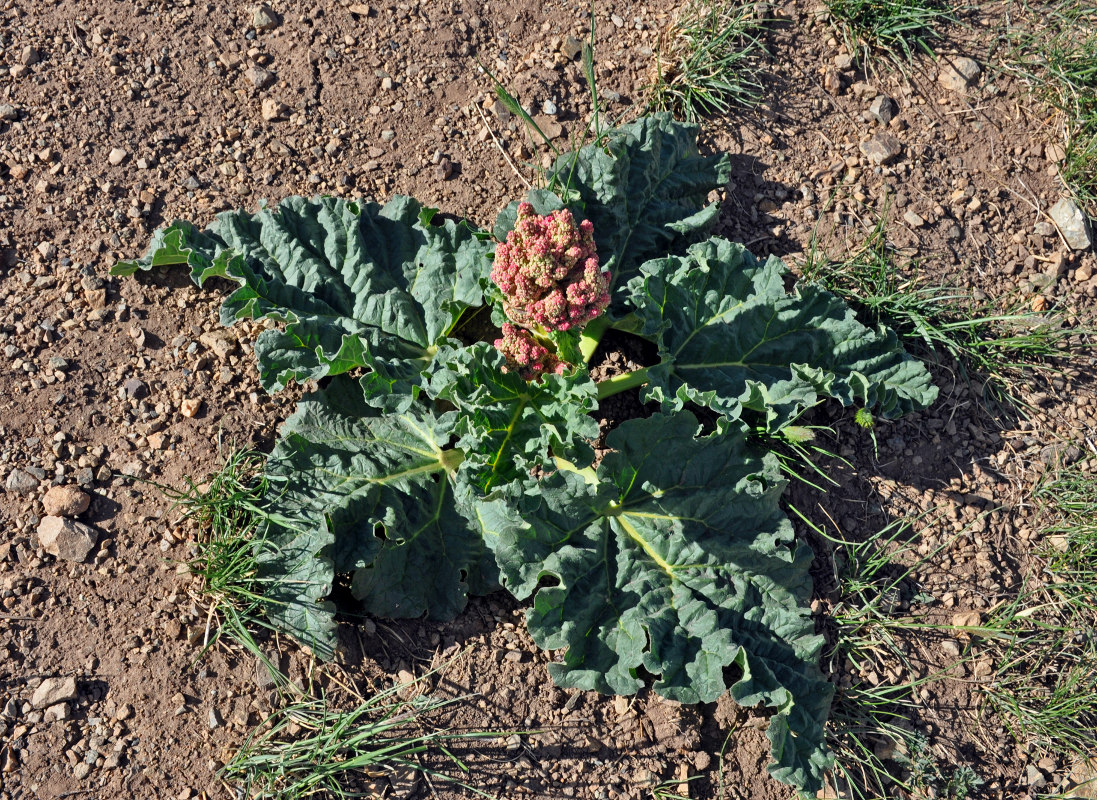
[122,378,147,399]
[20,46,39,67]
[0,104,18,121]
[5,468,39,494]
[1049,197,1093,250]
[246,65,276,90]
[834,53,854,70]
[37,516,98,562]
[252,4,281,31]
[208,706,223,730]
[860,132,902,165]
[1026,764,1047,789]
[867,95,895,125]
[42,485,91,517]
[938,56,980,93]
[107,147,128,166]
[31,677,77,709]
[542,99,557,116]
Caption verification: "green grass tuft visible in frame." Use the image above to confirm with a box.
[798,208,1087,414]
[645,0,767,121]
[824,0,953,68]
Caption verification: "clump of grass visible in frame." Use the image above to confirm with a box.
[167,446,284,673]
[798,209,1086,413]
[999,3,1097,215]
[222,677,499,799]
[979,456,1097,758]
[824,0,953,67]
[646,0,767,121]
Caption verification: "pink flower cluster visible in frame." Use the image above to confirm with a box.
[491,203,610,333]
[491,203,610,380]
[494,323,566,381]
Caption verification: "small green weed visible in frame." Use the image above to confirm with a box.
[997,2,1097,214]
[645,0,767,121]
[824,0,953,68]
[980,455,1097,758]
[222,674,500,799]
[168,446,284,676]
[798,209,1085,413]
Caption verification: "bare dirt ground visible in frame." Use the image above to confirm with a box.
[1,1,1095,799]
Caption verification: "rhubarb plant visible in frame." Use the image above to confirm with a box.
[113,114,937,796]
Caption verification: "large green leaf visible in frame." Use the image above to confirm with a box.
[425,343,599,495]
[627,237,939,431]
[113,196,493,398]
[542,114,731,307]
[263,376,497,642]
[482,411,833,792]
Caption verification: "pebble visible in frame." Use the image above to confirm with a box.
[43,702,69,722]
[560,36,582,60]
[30,677,78,709]
[435,157,453,180]
[42,485,91,517]
[4,468,39,494]
[252,4,281,31]
[834,53,854,70]
[866,95,894,125]
[107,147,128,166]
[860,132,902,165]
[122,378,147,399]
[903,210,925,228]
[261,98,288,121]
[938,56,981,93]
[208,707,223,729]
[180,398,203,418]
[199,330,237,359]
[542,99,558,116]
[20,46,39,67]
[37,516,99,562]
[0,104,18,121]
[246,65,276,90]
[1048,197,1093,250]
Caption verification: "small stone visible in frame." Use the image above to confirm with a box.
[504,650,524,663]
[823,68,841,94]
[542,99,558,116]
[147,433,168,451]
[1034,221,1056,237]
[31,677,78,709]
[938,56,981,93]
[834,53,854,70]
[0,104,18,121]
[122,378,147,399]
[20,46,39,66]
[73,762,91,780]
[505,734,522,752]
[434,157,453,180]
[5,468,39,494]
[199,330,237,359]
[37,516,98,562]
[381,129,396,142]
[37,241,56,260]
[1045,142,1066,163]
[246,65,276,90]
[180,398,203,418]
[252,4,281,31]
[940,638,961,658]
[381,76,393,90]
[860,132,902,165]
[107,148,128,166]
[42,485,91,517]
[560,36,582,60]
[903,210,925,228]
[261,98,288,121]
[43,702,69,722]
[1075,263,1094,283]
[1026,764,1047,789]
[208,707,223,730]
[114,703,134,721]
[951,610,981,629]
[1048,197,1093,250]
[866,95,895,125]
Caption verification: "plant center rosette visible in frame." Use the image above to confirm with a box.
[111,114,939,796]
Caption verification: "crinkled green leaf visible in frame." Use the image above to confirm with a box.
[263,376,497,639]
[426,342,599,495]
[113,195,493,398]
[543,113,731,308]
[627,237,939,431]
[482,411,833,792]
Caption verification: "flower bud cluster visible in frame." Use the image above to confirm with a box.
[491,202,610,379]
[494,323,565,381]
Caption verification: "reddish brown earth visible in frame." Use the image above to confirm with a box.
[1,1,1095,799]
